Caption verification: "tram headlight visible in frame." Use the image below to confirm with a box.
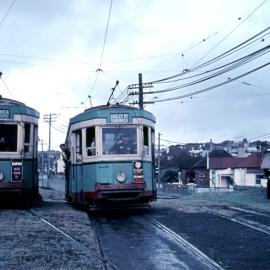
[0,170,4,181]
[116,171,127,183]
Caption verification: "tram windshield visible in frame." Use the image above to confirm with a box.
[102,127,137,155]
[0,124,18,152]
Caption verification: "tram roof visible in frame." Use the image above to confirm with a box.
[69,104,156,125]
[0,97,40,118]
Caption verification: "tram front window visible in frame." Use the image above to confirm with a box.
[102,127,137,155]
[0,124,17,152]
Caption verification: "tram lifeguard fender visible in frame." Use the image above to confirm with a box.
[0,182,26,189]
[96,183,146,191]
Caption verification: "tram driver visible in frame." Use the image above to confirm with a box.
[111,134,135,154]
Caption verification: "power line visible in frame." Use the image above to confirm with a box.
[192,0,268,68]
[132,44,270,96]
[0,0,16,28]
[98,0,113,70]
[159,138,185,145]
[51,124,67,134]
[249,132,270,141]
[90,0,114,96]
[146,26,270,85]
[145,62,270,103]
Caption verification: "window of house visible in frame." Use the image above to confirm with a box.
[0,124,17,152]
[256,174,262,185]
[86,127,96,156]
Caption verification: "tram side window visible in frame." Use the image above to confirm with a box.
[143,126,149,155]
[0,124,17,152]
[151,128,155,161]
[24,123,31,153]
[74,130,82,155]
[86,127,96,156]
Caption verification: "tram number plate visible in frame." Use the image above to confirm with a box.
[11,161,22,182]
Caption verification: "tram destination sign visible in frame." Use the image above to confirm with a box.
[0,109,10,119]
[110,113,129,123]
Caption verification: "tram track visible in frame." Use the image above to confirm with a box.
[22,200,270,270]
[204,205,270,236]
[143,214,224,270]
[91,210,225,270]
[26,209,121,270]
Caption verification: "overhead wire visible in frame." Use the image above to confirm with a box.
[0,0,16,28]
[148,26,270,84]
[51,124,67,134]
[249,132,270,141]
[192,0,268,68]
[89,0,113,97]
[140,44,270,95]
[145,62,270,103]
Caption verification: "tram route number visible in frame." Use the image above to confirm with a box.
[11,161,22,182]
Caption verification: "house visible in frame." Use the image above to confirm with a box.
[209,152,263,188]
[190,157,209,187]
[260,151,270,188]
[178,156,201,184]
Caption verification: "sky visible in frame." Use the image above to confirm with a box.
[0,0,269,150]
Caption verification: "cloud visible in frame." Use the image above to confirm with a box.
[0,0,269,149]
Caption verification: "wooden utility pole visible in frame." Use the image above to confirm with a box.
[127,73,153,107]
[157,132,161,189]
[138,73,143,109]
[39,139,45,187]
[43,113,57,178]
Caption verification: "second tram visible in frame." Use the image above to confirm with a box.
[0,97,39,198]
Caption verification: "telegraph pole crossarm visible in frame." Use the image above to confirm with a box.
[127,73,154,108]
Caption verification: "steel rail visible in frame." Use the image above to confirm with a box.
[143,214,224,270]
[26,210,121,270]
[229,206,270,217]
[204,207,270,236]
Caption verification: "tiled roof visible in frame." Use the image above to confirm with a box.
[209,152,262,169]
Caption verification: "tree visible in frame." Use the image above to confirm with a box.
[161,170,178,183]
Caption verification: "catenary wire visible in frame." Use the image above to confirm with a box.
[139,44,270,95]
[0,0,16,28]
[89,0,113,97]
[147,26,270,84]
[192,0,268,67]
[144,62,270,103]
